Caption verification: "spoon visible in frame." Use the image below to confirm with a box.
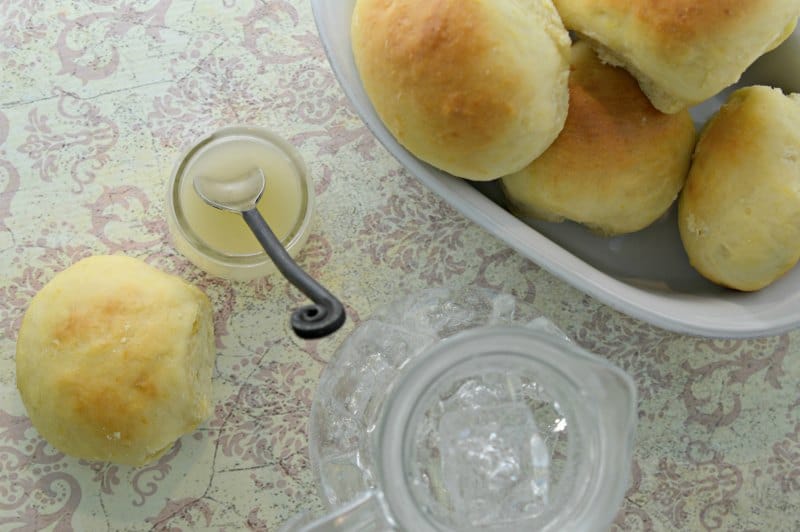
[193,168,346,339]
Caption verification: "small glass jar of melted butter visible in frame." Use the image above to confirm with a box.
[166,126,314,281]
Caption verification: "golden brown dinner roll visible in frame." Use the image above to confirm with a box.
[351,0,571,181]
[679,86,800,291]
[501,41,696,236]
[16,255,215,466]
[553,0,800,113]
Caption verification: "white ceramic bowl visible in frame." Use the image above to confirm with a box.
[311,0,800,338]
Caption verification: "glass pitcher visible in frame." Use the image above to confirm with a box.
[283,288,637,531]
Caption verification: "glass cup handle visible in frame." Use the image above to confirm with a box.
[278,491,396,532]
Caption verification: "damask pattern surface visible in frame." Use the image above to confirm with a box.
[0,1,798,530]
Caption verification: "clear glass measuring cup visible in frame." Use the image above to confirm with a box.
[283,288,637,531]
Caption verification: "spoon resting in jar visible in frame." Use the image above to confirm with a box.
[193,168,346,339]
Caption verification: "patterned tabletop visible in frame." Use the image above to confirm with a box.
[1,1,799,530]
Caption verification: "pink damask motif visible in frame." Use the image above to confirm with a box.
[0,265,46,340]
[613,504,653,531]
[296,326,357,366]
[613,461,654,531]
[205,276,236,349]
[292,122,376,162]
[283,53,377,160]
[767,411,800,494]
[356,172,470,284]
[471,247,539,305]
[55,0,172,84]
[308,162,333,197]
[18,89,118,192]
[769,423,800,493]
[86,461,122,496]
[244,507,270,531]
[652,439,742,530]
[145,496,214,530]
[77,440,184,506]
[0,112,8,145]
[0,410,79,532]
[147,10,378,178]
[148,49,279,150]
[681,336,789,430]
[237,1,308,68]
[281,68,349,126]
[247,273,281,303]
[86,184,164,252]
[0,160,19,232]
[0,241,94,341]
[211,358,313,490]
[0,112,21,233]
[130,441,184,507]
[0,0,47,49]
[574,309,674,403]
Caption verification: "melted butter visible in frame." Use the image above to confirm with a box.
[179,136,304,255]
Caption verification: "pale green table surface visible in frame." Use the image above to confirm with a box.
[0,1,798,530]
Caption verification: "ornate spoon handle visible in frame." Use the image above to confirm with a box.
[243,208,346,339]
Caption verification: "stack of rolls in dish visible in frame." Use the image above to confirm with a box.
[501,40,696,237]
[350,0,800,291]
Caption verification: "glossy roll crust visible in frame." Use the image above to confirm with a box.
[351,0,571,181]
[15,255,215,465]
[553,0,800,113]
[679,86,800,291]
[501,41,696,236]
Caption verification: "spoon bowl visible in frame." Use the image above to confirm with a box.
[193,168,266,213]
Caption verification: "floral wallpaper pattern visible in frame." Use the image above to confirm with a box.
[0,1,798,530]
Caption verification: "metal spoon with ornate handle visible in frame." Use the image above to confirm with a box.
[193,168,345,339]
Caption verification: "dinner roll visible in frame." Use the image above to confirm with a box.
[501,41,696,236]
[16,255,215,466]
[351,0,571,181]
[678,86,800,291]
[553,0,800,113]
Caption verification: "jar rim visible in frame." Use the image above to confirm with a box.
[166,125,314,273]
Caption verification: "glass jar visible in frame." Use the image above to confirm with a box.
[283,288,637,531]
[166,125,314,281]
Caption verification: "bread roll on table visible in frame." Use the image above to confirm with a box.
[15,255,215,466]
[501,41,696,236]
[351,0,571,181]
[553,0,800,113]
[679,86,800,291]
